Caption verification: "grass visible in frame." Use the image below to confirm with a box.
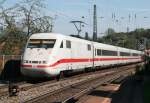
[144,81,150,103]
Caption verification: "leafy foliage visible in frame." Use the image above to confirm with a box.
[0,28,26,55]
[0,0,53,55]
[98,28,150,50]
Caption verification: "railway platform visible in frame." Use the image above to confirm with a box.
[77,76,143,103]
[78,84,120,103]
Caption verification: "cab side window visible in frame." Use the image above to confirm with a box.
[87,44,91,51]
[60,41,63,48]
[66,40,71,48]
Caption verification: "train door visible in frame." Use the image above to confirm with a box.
[117,47,120,65]
[66,40,72,71]
[92,44,95,69]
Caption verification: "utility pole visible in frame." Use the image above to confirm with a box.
[93,4,97,41]
[92,4,97,70]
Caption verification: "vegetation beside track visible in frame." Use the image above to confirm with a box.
[144,82,150,103]
[134,56,150,103]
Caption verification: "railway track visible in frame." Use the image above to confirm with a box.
[24,66,134,103]
[0,81,28,97]
[0,67,116,98]
[23,64,137,103]
[0,63,141,103]
[0,64,121,97]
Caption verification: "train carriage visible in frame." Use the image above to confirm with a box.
[21,33,143,78]
[94,43,119,67]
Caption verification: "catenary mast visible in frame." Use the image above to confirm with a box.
[93,4,97,41]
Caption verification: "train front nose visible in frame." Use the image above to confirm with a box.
[21,48,50,77]
[21,63,48,77]
[21,38,56,77]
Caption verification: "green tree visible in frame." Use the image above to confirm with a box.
[105,28,115,35]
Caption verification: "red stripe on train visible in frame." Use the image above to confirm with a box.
[21,57,141,68]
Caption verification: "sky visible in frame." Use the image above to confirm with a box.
[2,0,150,37]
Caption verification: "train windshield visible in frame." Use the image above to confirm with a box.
[27,39,56,48]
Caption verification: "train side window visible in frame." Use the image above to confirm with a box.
[60,41,63,48]
[132,53,138,56]
[95,49,97,56]
[66,40,71,48]
[87,44,91,51]
[97,49,101,56]
[120,52,130,56]
[102,50,117,56]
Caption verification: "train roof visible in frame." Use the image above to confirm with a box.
[29,33,143,53]
[29,33,63,39]
[30,33,92,44]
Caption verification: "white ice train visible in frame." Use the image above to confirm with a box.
[21,33,144,77]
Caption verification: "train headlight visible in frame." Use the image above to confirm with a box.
[43,61,46,64]
[24,60,28,63]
